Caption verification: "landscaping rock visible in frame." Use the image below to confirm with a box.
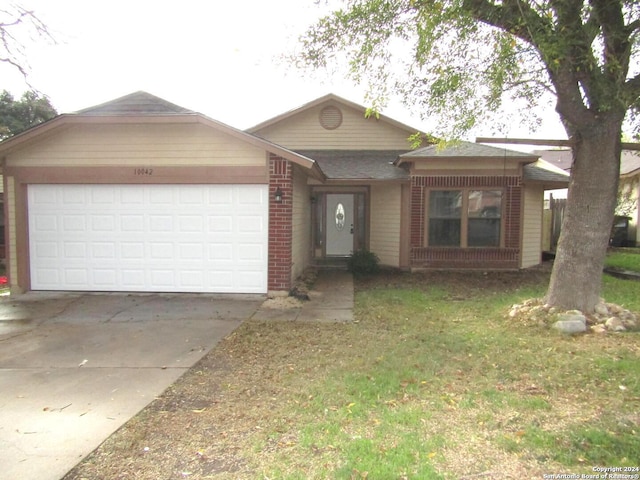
[605,316,626,332]
[552,313,587,334]
[620,312,638,330]
[608,303,624,315]
[594,303,609,316]
[508,297,638,334]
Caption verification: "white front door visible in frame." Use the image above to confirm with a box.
[326,194,354,256]
[28,184,268,293]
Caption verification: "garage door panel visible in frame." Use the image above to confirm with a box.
[62,188,85,204]
[92,243,116,259]
[65,243,87,258]
[179,216,203,232]
[91,215,115,231]
[63,215,86,231]
[237,244,265,262]
[33,268,59,285]
[91,188,115,203]
[122,270,145,288]
[28,184,268,293]
[121,188,144,204]
[208,216,233,232]
[34,214,58,231]
[93,269,117,287]
[34,242,58,258]
[65,269,88,285]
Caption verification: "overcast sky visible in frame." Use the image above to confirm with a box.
[3,0,566,141]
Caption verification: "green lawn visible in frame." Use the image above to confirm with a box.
[606,248,640,273]
[250,271,640,478]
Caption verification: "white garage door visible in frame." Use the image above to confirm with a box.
[28,184,268,293]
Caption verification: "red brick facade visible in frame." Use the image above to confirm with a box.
[410,175,522,269]
[268,154,293,292]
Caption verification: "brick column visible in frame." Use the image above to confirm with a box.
[410,177,425,250]
[268,154,293,293]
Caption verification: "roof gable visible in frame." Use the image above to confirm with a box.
[248,94,420,134]
[247,94,422,151]
[0,92,324,179]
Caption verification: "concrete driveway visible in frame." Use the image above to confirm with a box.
[0,292,261,480]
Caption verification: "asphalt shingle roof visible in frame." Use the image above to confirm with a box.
[296,150,410,180]
[77,91,194,115]
[523,163,570,184]
[533,148,640,176]
[400,141,538,160]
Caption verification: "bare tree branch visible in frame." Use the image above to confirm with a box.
[0,4,54,88]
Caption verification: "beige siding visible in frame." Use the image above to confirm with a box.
[521,186,544,268]
[369,184,401,267]
[6,123,266,167]
[291,166,311,281]
[254,103,413,150]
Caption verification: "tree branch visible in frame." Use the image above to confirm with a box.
[623,72,640,105]
[462,0,553,46]
[590,0,632,81]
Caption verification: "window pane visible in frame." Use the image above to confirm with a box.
[429,218,461,246]
[428,191,462,246]
[467,190,502,247]
[429,190,462,218]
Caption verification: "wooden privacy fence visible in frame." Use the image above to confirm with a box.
[548,194,566,252]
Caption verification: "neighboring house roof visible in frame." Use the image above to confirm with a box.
[246,93,421,137]
[397,141,538,163]
[296,150,410,181]
[523,161,570,187]
[0,91,325,181]
[533,148,640,177]
[621,152,640,177]
[531,149,573,171]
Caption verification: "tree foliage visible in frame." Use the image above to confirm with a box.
[0,90,57,140]
[298,0,640,138]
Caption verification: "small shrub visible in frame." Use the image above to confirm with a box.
[347,249,380,276]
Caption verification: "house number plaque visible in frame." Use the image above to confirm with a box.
[335,203,346,231]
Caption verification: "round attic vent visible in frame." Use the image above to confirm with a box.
[319,106,343,130]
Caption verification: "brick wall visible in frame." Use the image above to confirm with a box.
[268,154,293,292]
[410,175,522,269]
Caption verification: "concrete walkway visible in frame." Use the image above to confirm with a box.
[253,269,354,322]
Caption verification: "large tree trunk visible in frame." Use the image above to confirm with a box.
[545,117,622,313]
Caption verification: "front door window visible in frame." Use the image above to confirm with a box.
[326,194,354,256]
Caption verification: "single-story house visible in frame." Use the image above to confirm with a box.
[534,149,640,247]
[0,91,569,295]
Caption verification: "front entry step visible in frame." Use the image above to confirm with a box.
[312,257,349,269]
